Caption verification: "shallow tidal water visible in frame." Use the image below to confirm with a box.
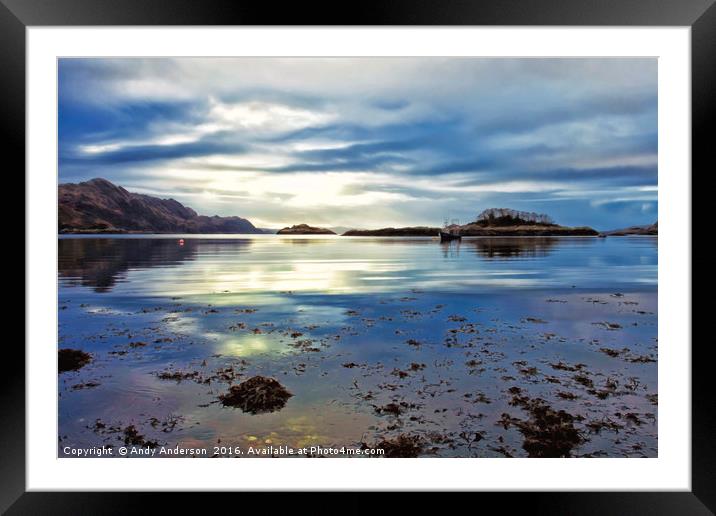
[58,235,657,458]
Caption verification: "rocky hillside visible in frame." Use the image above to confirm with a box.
[59,178,263,234]
[277,224,336,235]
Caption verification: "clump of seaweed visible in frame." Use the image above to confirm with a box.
[549,361,585,372]
[556,391,579,400]
[628,355,656,363]
[122,425,159,448]
[366,434,424,458]
[523,317,548,324]
[219,376,293,414]
[58,349,91,373]
[499,391,584,458]
[587,377,619,399]
[599,347,656,363]
[464,391,491,404]
[391,369,410,379]
[287,339,321,352]
[572,373,594,388]
[156,370,201,382]
[373,401,420,417]
[599,347,627,358]
[586,417,623,434]
[71,381,100,390]
[592,321,623,330]
[374,402,404,416]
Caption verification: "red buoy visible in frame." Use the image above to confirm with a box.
[179,239,185,246]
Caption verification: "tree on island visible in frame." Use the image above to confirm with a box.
[474,208,555,227]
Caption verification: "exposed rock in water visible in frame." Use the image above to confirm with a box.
[600,222,658,236]
[277,224,336,235]
[58,178,265,234]
[58,348,91,373]
[219,376,293,413]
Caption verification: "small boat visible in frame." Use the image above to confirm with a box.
[439,217,462,242]
[439,231,461,242]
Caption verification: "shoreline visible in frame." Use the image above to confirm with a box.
[58,233,657,239]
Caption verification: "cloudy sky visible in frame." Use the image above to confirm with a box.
[58,58,657,231]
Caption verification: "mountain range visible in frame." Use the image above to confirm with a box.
[59,178,264,234]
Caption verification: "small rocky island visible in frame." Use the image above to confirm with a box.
[277,224,336,235]
[342,208,598,237]
[453,208,598,236]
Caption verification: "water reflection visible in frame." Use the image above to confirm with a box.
[467,237,558,260]
[439,240,461,258]
[59,238,196,292]
[58,236,658,457]
[58,235,657,296]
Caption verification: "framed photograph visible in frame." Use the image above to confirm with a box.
[8,0,710,511]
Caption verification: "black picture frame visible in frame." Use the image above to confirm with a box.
[5,0,710,512]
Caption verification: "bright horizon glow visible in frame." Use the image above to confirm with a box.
[59,58,657,231]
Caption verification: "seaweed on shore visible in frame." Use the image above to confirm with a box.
[156,370,202,382]
[122,425,159,448]
[500,388,584,457]
[219,376,293,414]
[71,381,100,390]
[58,349,91,373]
[363,434,424,458]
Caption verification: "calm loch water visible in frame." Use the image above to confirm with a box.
[58,235,657,458]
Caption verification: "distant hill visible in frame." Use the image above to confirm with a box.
[600,222,658,236]
[328,226,352,235]
[277,224,336,235]
[343,226,440,237]
[58,178,264,234]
